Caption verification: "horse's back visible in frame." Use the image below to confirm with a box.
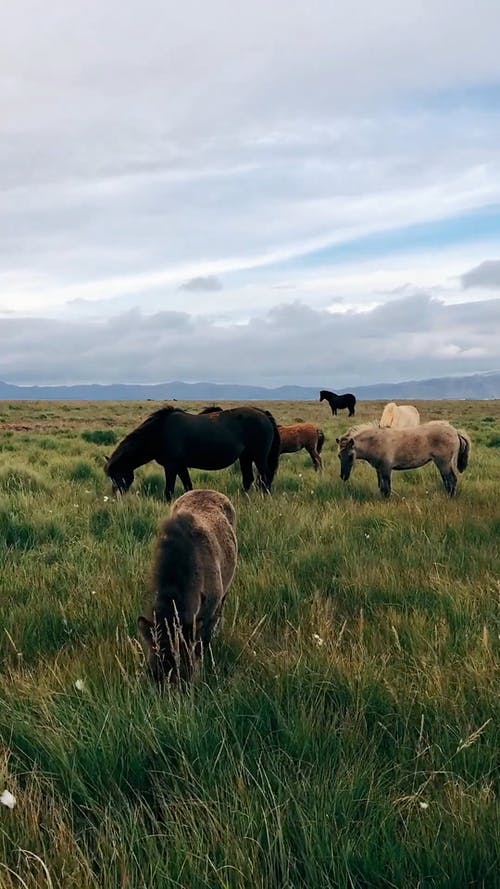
[172,490,237,589]
[168,409,261,468]
[173,488,236,531]
[279,422,319,453]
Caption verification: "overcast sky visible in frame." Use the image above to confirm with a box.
[1,0,500,387]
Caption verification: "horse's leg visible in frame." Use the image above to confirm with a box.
[200,598,224,646]
[163,464,177,501]
[436,460,457,497]
[307,445,321,471]
[254,452,272,493]
[377,467,392,498]
[177,465,193,493]
[239,453,254,492]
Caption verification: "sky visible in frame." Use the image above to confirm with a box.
[1,0,500,388]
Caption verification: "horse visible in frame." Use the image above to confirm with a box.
[337,421,471,498]
[138,489,237,685]
[278,423,325,471]
[379,402,420,429]
[320,389,356,417]
[199,405,223,414]
[104,405,280,500]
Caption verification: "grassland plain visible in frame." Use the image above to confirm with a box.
[0,398,499,889]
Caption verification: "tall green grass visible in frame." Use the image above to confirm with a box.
[0,399,499,888]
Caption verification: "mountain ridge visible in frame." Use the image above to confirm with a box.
[0,372,499,400]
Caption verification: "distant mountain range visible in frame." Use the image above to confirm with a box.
[0,371,499,401]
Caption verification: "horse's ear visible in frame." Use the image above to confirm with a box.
[138,616,153,644]
[336,437,340,444]
[348,438,355,448]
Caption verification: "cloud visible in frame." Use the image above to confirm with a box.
[1,0,500,394]
[1,295,498,387]
[461,259,500,289]
[179,276,223,292]
[1,1,500,318]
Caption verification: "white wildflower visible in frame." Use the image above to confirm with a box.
[312,633,324,647]
[91,590,96,596]
[74,679,86,692]
[419,801,429,810]
[364,533,370,539]
[0,790,16,810]
[103,496,109,502]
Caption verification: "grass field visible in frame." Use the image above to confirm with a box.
[0,398,499,888]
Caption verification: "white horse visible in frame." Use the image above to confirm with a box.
[379,402,420,429]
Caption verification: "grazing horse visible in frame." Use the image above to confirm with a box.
[379,402,420,429]
[138,489,237,685]
[320,389,356,417]
[337,421,470,498]
[279,423,325,471]
[199,405,223,414]
[105,405,280,500]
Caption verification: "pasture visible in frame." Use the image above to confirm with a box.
[0,398,499,888]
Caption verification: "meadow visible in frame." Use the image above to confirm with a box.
[0,398,499,889]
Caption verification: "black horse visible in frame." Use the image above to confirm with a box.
[104,405,280,500]
[319,389,356,417]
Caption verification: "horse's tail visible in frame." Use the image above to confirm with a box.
[317,429,325,454]
[457,430,471,473]
[264,410,281,488]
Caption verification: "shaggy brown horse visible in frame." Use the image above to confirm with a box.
[337,421,471,498]
[279,423,325,471]
[320,389,356,417]
[138,489,237,685]
[105,405,280,499]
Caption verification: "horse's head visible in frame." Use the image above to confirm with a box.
[138,615,193,687]
[336,436,356,481]
[104,456,135,495]
[319,390,335,402]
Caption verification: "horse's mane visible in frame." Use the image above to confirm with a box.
[152,512,198,617]
[379,402,397,427]
[107,405,183,469]
[346,421,378,437]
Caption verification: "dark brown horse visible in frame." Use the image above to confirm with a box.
[320,389,356,417]
[279,423,325,471]
[105,405,280,499]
